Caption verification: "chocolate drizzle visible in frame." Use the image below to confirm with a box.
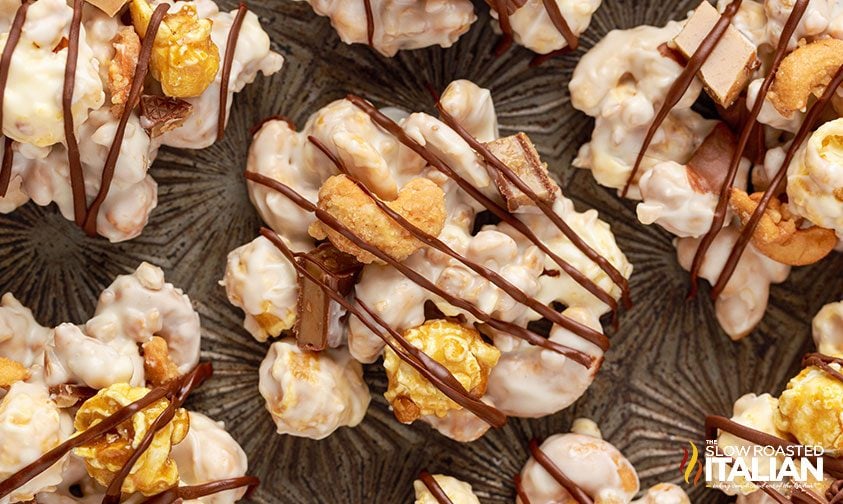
[363,0,374,47]
[217,3,247,141]
[622,0,743,198]
[804,353,843,383]
[0,0,30,198]
[63,0,87,226]
[306,135,597,367]
[139,476,260,504]
[82,3,169,236]
[491,0,578,57]
[514,473,531,504]
[710,62,843,298]
[436,105,631,309]
[528,439,593,504]
[688,0,809,297]
[418,471,453,504]
[346,95,621,324]
[259,227,507,427]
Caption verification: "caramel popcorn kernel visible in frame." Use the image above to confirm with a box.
[775,365,843,451]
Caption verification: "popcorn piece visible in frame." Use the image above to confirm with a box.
[637,161,719,238]
[438,80,499,143]
[223,236,299,342]
[73,383,189,496]
[517,431,639,504]
[769,39,843,116]
[87,0,130,17]
[107,27,140,117]
[813,300,843,358]
[0,382,70,503]
[413,474,480,504]
[383,320,499,423]
[490,0,602,55]
[142,336,181,387]
[483,132,559,212]
[45,323,141,389]
[729,188,837,266]
[676,227,790,340]
[139,95,193,137]
[258,339,369,440]
[0,356,29,387]
[673,1,759,108]
[171,412,249,504]
[130,0,220,98]
[308,175,446,264]
[776,365,843,451]
[787,118,843,237]
[421,406,491,442]
[294,244,361,351]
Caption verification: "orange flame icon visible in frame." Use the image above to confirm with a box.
[678,441,704,486]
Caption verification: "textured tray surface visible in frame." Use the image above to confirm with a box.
[1,1,842,502]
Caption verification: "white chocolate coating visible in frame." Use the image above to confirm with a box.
[223,236,299,342]
[631,483,691,504]
[676,227,790,340]
[298,0,476,57]
[516,431,639,504]
[786,118,843,237]
[44,323,140,389]
[812,300,843,358]
[171,412,249,504]
[637,161,719,238]
[258,339,370,439]
[570,22,712,197]
[0,382,70,504]
[413,474,479,504]
[491,0,602,55]
[0,293,51,369]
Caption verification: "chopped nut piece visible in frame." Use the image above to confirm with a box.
[142,336,181,387]
[0,357,29,387]
[74,383,189,496]
[130,0,220,98]
[483,133,559,212]
[729,188,837,266]
[383,320,500,423]
[308,175,447,264]
[673,1,759,108]
[770,38,843,116]
[686,123,738,193]
[107,27,141,117]
[139,95,193,137]
[87,0,130,17]
[295,244,361,352]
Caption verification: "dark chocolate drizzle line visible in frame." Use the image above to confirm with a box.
[436,105,630,309]
[0,0,30,198]
[260,227,507,427]
[139,476,260,504]
[82,3,169,236]
[705,415,843,479]
[622,0,742,198]
[540,0,578,50]
[689,0,809,297]
[217,3,248,142]
[247,170,608,354]
[418,471,453,504]
[528,439,593,504]
[248,169,606,362]
[306,135,596,367]
[493,0,515,56]
[514,473,531,504]
[363,0,374,47]
[347,95,620,332]
[0,362,213,500]
[804,353,843,383]
[711,62,843,298]
[63,0,87,225]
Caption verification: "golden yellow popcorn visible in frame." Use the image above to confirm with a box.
[130,0,220,98]
[775,365,843,451]
[0,357,29,387]
[73,383,190,496]
[383,320,500,423]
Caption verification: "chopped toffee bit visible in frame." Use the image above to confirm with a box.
[139,95,193,137]
[294,244,362,351]
[686,123,739,193]
[86,0,130,17]
[483,133,558,212]
[673,1,759,108]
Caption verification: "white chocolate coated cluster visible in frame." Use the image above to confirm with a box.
[258,339,370,440]
[0,0,282,242]
[234,79,630,441]
[517,419,690,504]
[413,474,479,504]
[0,264,252,503]
[813,299,843,357]
[490,0,603,54]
